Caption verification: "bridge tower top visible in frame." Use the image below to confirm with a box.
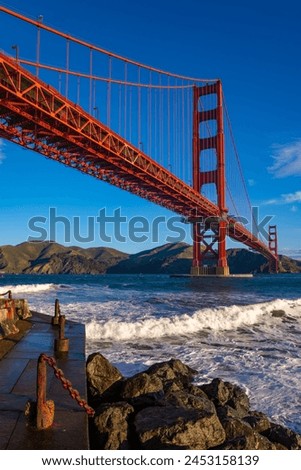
[268,225,279,273]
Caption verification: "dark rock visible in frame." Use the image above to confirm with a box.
[92,402,134,450]
[145,358,197,387]
[121,372,163,400]
[215,432,277,450]
[253,434,278,450]
[271,309,285,318]
[220,417,252,441]
[86,356,299,451]
[201,378,232,406]
[165,389,216,415]
[163,381,183,394]
[243,411,271,433]
[273,442,289,450]
[186,384,212,400]
[227,384,250,417]
[135,406,226,450]
[128,391,166,411]
[262,423,301,449]
[216,405,241,420]
[213,416,276,450]
[86,353,123,397]
[201,378,250,417]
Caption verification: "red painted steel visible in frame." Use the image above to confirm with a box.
[268,225,279,273]
[192,81,228,273]
[0,52,277,266]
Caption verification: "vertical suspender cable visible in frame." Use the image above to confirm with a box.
[138,67,141,149]
[76,75,80,105]
[181,82,185,182]
[148,71,152,157]
[159,74,163,165]
[36,16,43,77]
[107,56,112,127]
[89,48,93,114]
[167,77,171,172]
[58,72,62,94]
[124,62,127,139]
[118,83,122,136]
[65,39,69,98]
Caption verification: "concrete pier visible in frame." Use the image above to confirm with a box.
[0,311,89,449]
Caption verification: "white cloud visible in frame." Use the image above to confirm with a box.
[290,205,298,212]
[0,138,6,164]
[262,191,301,206]
[263,198,278,206]
[282,191,301,203]
[269,140,301,178]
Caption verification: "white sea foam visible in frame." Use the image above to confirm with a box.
[86,298,301,341]
[0,283,55,294]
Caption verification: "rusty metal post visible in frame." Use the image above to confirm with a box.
[36,354,55,430]
[8,290,12,299]
[54,315,69,353]
[52,298,60,325]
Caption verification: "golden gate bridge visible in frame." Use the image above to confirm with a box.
[0,6,278,275]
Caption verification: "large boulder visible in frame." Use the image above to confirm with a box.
[92,402,134,450]
[165,389,216,415]
[243,411,271,433]
[145,359,197,388]
[201,378,250,417]
[135,406,226,449]
[121,372,163,400]
[86,353,123,398]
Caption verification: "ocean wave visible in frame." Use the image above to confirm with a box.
[86,298,301,341]
[0,283,55,294]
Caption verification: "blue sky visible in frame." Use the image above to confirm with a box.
[0,0,301,257]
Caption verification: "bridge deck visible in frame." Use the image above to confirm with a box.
[0,311,89,449]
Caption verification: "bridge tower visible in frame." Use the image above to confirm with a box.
[268,225,279,273]
[191,80,229,276]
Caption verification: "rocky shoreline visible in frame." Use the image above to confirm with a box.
[86,354,301,450]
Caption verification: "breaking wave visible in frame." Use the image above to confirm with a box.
[86,298,301,341]
[0,283,55,294]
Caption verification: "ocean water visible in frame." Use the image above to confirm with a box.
[1,273,301,434]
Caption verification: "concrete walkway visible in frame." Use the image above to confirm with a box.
[0,311,89,449]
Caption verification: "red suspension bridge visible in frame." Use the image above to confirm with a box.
[0,6,278,274]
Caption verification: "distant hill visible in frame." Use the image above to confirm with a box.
[107,242,193,274]
[0,241,300,274]
[0,241,128,274]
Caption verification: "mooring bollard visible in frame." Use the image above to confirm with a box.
[36,354,55,430]
[52,298,60,325]
[54,315,69,353]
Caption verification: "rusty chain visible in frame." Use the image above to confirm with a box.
[40,353,95,417]
[0,290,12,298]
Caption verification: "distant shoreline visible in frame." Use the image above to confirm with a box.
[1,241,301,275]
